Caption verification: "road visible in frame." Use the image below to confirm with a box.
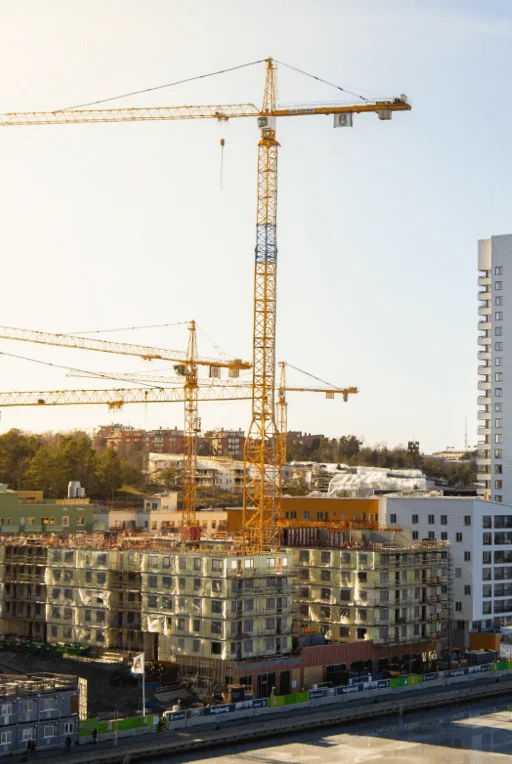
[151,696,512,763]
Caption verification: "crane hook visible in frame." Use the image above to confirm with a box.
[220,138,225,189]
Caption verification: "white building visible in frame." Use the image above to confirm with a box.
[94,492,178,532]
[477,235,512,504]
[379,495,512,647]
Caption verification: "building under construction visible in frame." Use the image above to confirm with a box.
[0,524,449,696]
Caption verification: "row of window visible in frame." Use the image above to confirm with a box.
[404,514,472,526]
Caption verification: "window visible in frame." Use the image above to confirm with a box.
[428,514,435,525]
[357,628,367,640]
[483,551,492,564]
[244,599,254,612]
[43,725,55,738]
[193,557,201,571]
[412,531,419,540]
[412,514,418,524]
[358,571,367,583]
[496,326,503,335]
[177,618,185,631]
[464,516,471,526]
[496,389,503,398]
[299,550,310,562]
[1,704,12,717]
[496,433,503,444]
[321,551,331,563]
[496,495,503,503]
[316,511,328,521]
[441,532,448,541]
[464,585,471,595]
[496,341,503,350]
[390,514,397,524]
[495,403,503,413]
[455,568,462,578]
[496,464,503,474]
[321,587,331,601]
[496,449,503,457]
[496,480,503,490]
[266,598,275,610]
[496,281,503,290]
[211,642,222,655]
[97,572,106,585]
[496,311,504,321]
[339,626,350,638]
[211,621,222,635]
[265,617,275,630]
[495,266,503,275]
[495,372,503,382]
[440,515,447,525]
[243,640,253,654]
[0,731,12,745]
[496,357,503,366]
[321,569,331,581]
[428,531,435,540]
[21,728,34,741]
[211,599,222,614]
[303,510,311,520]
[483,532,492,546]
[464,551,471,562]
[455,602,462,612]
[496,296,503,305]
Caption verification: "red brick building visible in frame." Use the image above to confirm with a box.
[211,429,245,460]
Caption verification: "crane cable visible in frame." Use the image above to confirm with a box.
[56,59,267,112]
[284,362,342,391]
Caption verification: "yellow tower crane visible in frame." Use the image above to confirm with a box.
[277,362,358,464]
[0,323,250,527]
[0,57,411,550]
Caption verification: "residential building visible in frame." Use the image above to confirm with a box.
[94,492,178,533]
[0,485,94,533]
[148,453,245,492]
[144,428,187,454]
[379,494,512,647]
[292,543,447,648]
[477,234,512,503]
[0,673,81,756]
[431,447,475,462]
[211,429,245,460]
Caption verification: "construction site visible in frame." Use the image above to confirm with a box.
[0,58,458,707]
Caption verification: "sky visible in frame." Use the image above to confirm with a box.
[0,0,510,452]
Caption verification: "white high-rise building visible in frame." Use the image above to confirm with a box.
[477,235,512,504]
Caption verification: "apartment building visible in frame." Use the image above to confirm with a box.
[292,544,447,648]
[477,235,512,503]
[140,551,294,672]
[379,495,512,646]
[211,429,245,460]
[0,485,94,533]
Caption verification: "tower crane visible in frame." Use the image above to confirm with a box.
[277,362,358,464]
[0,322,250,526]
[0,57,411,550]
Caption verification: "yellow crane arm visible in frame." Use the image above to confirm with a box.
[0,384,252,408]
[0,325,250,370]
[66,371,248,386]
[282,385,358,395]
[0,97,410,128]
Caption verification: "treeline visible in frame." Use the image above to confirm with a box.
[0,429,150,499]
[287,434,477,488]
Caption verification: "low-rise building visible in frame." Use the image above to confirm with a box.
[0,673,81,756]
[0,485,94,533]
[211,429,245,460]
[93,492,179,533]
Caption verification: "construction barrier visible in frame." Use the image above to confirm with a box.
[79,713,159,738]
[165,661,512,730]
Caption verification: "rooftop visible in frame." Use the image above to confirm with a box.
[0,672,78,698]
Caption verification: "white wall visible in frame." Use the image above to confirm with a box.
[379,496,512,628]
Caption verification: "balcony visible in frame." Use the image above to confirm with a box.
[478,275,491,286]
[478,320,491,331]
[478,290,491,302]
[478,351,491,362]
[477,397,490,408]
[478,381,491,392]
[478,305,491,316]
[478,365,491,377]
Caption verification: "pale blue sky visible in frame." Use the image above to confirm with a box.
[0,0,509,451]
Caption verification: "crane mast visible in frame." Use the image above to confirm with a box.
[243,59,280,552]
[183,320,199,528]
